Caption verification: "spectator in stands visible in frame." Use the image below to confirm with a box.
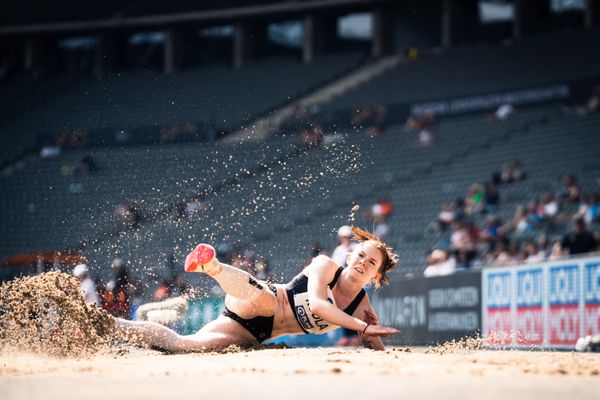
[331,225,356,267]
[493,242,513,266]
[548,240,566,261]
[483,182,500,213]
[405,111,436,148]
[104,258,132,318]
[523,240,546,264]
[493,160,525,185]
[450,220,477,269]
[72,263,100,307]
[561,217,597,256]
[537,234,549,257]
[507,204,533,234]
[423,249,456,277]
[584,192,600,224]
[371,196,394,220]
[430,202,455,234]
[115,201,142,229]
[464,184,484,215]
[537,192,560,225]
[558,175,582,203]
[153,280,170,301]
[481,215,503,251]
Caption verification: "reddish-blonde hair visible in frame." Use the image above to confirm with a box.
[351,226,398,288]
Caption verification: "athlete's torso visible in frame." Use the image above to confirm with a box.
[270,267,366,337]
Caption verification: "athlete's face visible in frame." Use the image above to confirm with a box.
[346,242,383,284]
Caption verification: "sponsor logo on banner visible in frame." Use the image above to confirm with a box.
[584,262,600,336]
[548,265,580,345]
[485,271,512,345]
[515,268,543,345]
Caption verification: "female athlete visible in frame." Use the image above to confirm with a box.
[115,226,399,351]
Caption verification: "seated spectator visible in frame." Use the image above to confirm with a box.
[493,160,526,185]
[537,234,549,257]
[331,226,355,267]
[430,202,455,233]
[450,220,477,269]
[548,240,566,261]
[483,182,500,213]
[494,240,523,266]
[73,263,100,307]
[371,196,394,220]
[416,127,435,148]
[481,215,503,250]
[507,204,533,234]
[523,240,546,264]
[153,280,170,301]
[115,201,142,229]
[558,175,581,203]
[561,217,597,256]
[464,184,484,215]
[424,249,456,277]
[537,192,559,223]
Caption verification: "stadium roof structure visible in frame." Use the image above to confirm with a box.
[0,0,390,35]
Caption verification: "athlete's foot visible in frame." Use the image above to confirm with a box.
[184,244,221,275]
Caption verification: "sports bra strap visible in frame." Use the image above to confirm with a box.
[328,267,343,288]
[343,289,366,315]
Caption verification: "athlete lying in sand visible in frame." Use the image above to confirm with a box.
[115,226,399,352]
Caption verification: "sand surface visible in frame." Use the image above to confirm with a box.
[2,346,600,400]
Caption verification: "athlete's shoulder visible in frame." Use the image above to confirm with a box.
[311,254,338,268]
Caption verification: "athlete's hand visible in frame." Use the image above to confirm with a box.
[362,324,399,337]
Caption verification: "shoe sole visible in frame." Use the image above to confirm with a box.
[184,244,216,272]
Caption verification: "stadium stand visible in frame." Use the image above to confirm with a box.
[2,24,600,296]
[67,103,600,289]
[0,53,360,167]
[320,29,600,118]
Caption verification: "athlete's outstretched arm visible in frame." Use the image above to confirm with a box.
[306,256,398,337]
[353,300,387,351]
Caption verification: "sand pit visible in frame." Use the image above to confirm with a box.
[1,272,599,400]
[1,346,599,400]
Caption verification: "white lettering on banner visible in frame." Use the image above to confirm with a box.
[485,309,512,345]
[549,307,580,344]
[549,266,578,304]
[428,312,478,331]
[428,287,479,309]
[516,269,542,306]
[487,272,511,308]
[584,305,600,336]
[411,84,569,116]
[376,296,426,328]
[584,263,600,303]
[515,309,543,344]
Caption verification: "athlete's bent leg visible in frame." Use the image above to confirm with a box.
[185,244,276,308]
